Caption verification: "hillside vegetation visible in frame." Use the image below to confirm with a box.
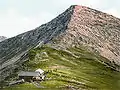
[4,46,120,90]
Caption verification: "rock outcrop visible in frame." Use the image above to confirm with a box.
[0,36,7,42]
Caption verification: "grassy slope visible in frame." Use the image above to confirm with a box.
[4,46,120,90]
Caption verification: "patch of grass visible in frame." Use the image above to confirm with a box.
[6,45,120,90]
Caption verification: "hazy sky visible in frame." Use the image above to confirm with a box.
[0,0,120,37]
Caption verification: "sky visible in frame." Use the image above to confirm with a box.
[0,0,120,37]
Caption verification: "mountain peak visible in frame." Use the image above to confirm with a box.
[74,5,87,9]
[68,5,87,12]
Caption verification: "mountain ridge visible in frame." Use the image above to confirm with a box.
[0,5,74,82]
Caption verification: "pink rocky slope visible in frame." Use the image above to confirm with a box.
[53,5,120,70]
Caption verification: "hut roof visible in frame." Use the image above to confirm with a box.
[18,71,40,77]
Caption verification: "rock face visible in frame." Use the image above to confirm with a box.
[53,5,120,66]
[0,36,7,42]
[0,5,120,81]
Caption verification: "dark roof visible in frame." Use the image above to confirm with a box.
[18,71,40,77]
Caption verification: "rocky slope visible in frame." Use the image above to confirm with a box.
[52,5,120,68]
[0,6,74,82]
[0,5,120,84]
[0,36,7,42]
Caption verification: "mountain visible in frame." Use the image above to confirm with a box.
[0,5,120,89]
[0,36,7,42]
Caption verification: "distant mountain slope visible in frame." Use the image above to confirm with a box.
[0,5,120,84]
[0,36,7,42]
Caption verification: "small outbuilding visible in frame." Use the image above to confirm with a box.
[35,69,45,80]
[18,69,45,82]
[35,69,44,74]
[18,71,41,81]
